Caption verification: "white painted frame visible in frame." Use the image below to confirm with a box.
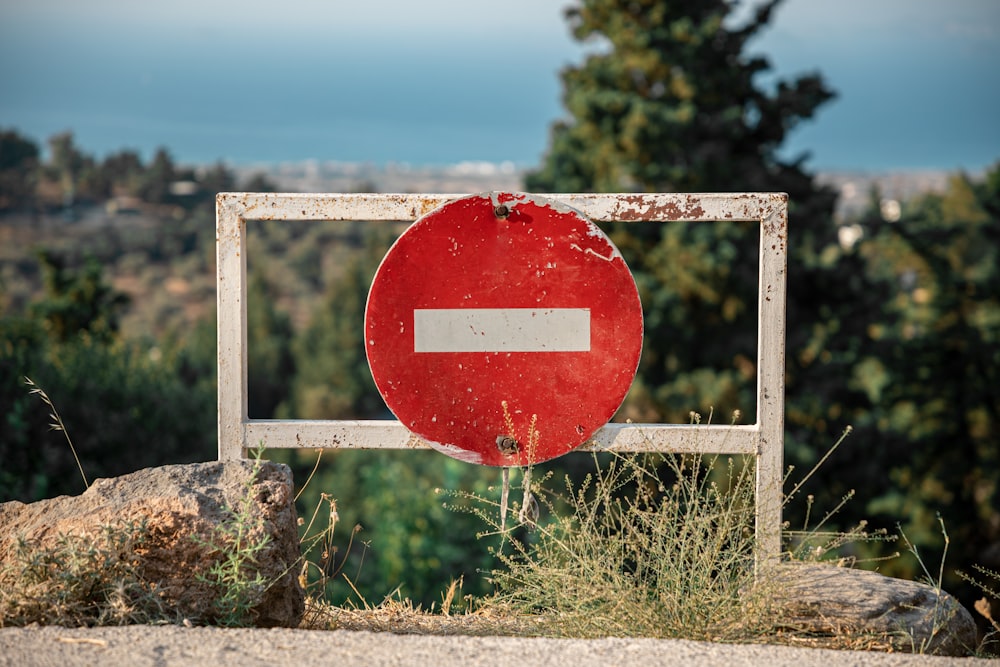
[216,192,787,562]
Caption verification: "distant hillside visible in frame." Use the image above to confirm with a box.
[1,162,962,345]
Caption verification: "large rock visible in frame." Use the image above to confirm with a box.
[769,562,978,656]
[0,460,304,627]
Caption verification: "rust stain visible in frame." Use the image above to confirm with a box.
[762,215,788,255]
[609,194,707,221]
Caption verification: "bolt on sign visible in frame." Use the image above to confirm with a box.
[364,192,643,466]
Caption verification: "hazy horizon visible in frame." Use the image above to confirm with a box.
[1,0,997,172]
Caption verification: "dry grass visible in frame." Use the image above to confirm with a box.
[296,596,924,654]
[294,424,987,657]
[0,521,171,627]
[300,597,540,636]
[24,376,89,491]
[446,444,776,643]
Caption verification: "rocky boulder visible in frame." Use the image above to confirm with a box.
[0,460,304,628]
[769,562,978,656]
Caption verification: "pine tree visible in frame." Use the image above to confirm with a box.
[527,0,843,432]
[528,0,834,195]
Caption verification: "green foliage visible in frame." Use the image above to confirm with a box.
[278,228,396,420]
[0,129,40,212]
[283,449,501,608]
[192,451,272,627]
[832,168,1000,591]
[246,273,296,418]
[0,292,216,502]
[30,251,130,342]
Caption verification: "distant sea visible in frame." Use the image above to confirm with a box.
[1,18,998,173]
[3,88,996,175]
[4,105,996,175]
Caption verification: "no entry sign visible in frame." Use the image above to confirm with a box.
[364,192,643,466]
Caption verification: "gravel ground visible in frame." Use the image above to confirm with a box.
[0,626,994,667]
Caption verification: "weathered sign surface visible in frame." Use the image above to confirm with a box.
[364,192,643,466]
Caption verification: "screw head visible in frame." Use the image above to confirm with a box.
[495,435,518,456]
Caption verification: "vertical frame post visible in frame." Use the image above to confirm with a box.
[216,196,248,461]
[755,205,788,566]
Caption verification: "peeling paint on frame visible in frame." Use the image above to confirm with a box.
[216,191,788,567]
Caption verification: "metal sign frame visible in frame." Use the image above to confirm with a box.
[216,192,788,561]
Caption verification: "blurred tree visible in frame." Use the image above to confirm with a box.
[101,149,145,197]
[42,131,111,204]
[138,147,176,204]
[29,251,130,342]
[278,229,394,420]
[528,0,833,195]
[196,162,236,200]
[0,129,39,212]
[46,132,86,206]
[854,168,1000,587]
[241,172,278,193]
[246,272,296,418]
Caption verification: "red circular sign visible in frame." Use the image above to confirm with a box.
[364,192,642,466]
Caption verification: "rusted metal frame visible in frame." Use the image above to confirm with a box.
[216,195,249,460]
[241,420,759,455]
[755,202,788,567]
[216,192,787,564]
[217,191,784,224]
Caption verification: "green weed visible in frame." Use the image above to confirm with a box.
[191,448,273,627]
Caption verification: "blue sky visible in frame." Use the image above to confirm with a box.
[0,0,997,171]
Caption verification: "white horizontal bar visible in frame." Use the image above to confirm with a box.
[584,423,759,455]
[242,420,759,456]
[217,192,787,224]
[413,308,590,353]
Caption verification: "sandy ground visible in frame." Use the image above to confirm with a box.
[0,625,995,667]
